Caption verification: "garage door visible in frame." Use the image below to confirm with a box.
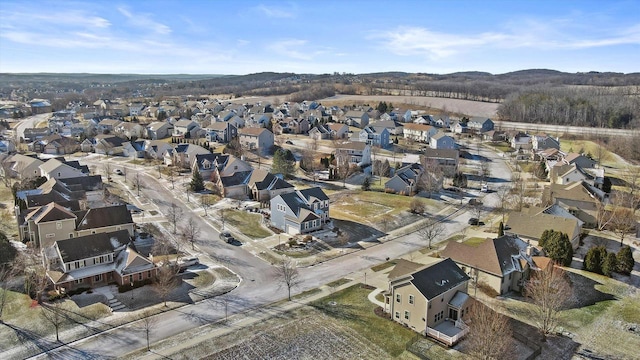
[286,225,299,235]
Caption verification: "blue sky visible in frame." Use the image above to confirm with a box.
[0,0,638,75]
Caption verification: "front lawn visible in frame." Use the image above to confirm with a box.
[310,284,416,357]
[225,209,272,239]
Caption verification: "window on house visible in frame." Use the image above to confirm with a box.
[56,221,62,229]
[138,273,143,281]
[129,275,133,284]
[409,295,414,305]
[404,311,410,320]
[395,312,400,319]
[94,274,102,282]
[396,294,401,303]
[147,271,151,278]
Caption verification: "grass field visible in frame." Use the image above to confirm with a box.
[560,139,619,168]
[462,237,486,246]
[224,209,271,239]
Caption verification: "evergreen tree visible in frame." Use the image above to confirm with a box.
[361,176,371,191]
[498,222,504,237]
[617,245,635,275]
[271,148,296,178]
[602,252,618,277]
[584,246,607,274]
[544,231,573,266]
[190,168,204,192]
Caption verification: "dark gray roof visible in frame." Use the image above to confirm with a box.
[58,175,103,191]
[75,204,133,230]
[220,170,252,187]
[410,258,470,300]
[299,187,329,202]
[56,230,130,263]
[279,191,309,217]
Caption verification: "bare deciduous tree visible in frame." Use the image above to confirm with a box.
[275,257,301,301]
[465,301,513,360]
[417,219,445,249]
[41,301,67,342]
[525,265,571,337]
[0,265,17,321]
[154,263,179,307]
[136,310,159,351]
[418,157,444,197]
[609,207,636,246]
[496,187,511,223]
[181,217,201,250]
[166,202,183,234]
[200,195,215,216]
[335,150,355,188]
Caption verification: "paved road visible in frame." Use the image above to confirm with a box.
[27,144,513,359]
[12,113,51,140]
[495,120,638,138]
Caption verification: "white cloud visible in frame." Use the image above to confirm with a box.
[267,39,311,60]
[254,4,296,18]
[373,22,640,59]
[117,6,171,35]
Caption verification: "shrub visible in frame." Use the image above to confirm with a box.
[617,245,635,275]
[584,246,607,274]
[602,252,618,277]
[477,282,499,297]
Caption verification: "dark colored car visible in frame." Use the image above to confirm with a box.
[219,231,235,243]
[285,140,294,145]
[468,218,479,225]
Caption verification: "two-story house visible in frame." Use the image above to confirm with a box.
[172,119,200,138]
[45,230,156,292]
[385,163,423,195]
[403,123,438,143]
[238,127,274,155]
[532,134,560,151]
[429,132,456,150]
[205,122,237,143]
[358,125,390,148]
[333,141,372,166]
[385,258,470,346]
[248,168,295,203]
[467,117,494,133]
[343,110,370,128]
[146,121,173,140]
[270,187,330,235]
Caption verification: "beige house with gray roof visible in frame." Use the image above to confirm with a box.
[506,211,581,249]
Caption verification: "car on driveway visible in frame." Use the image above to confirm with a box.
[178,257,199,272]
[114,169,124,175]
[219,231,235,243]
[285,140,294,145]
[468,218,479,225]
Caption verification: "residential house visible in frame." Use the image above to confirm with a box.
[453,122,468,134]
[358,125,390,148]
[212,156,254,198]
[510,133,532,151]
[170,143,210,168]
[343,111,369,128]
[128,103,145,116]
[327,123,349,139]
[309,124,331,140]
[0,139,16,154]
[146,121,173,140]
[542,182,600,227]
[248,169,295,202]
[44,230,156,292]
[28,99,52,114]
[1,153,44,179]
[191,153,229,180]
[422,149,459,177]
[31,134,80,155]
[467,117,494,133]
[238,127,274,155]
[333,141,372,166]
[562,152,596,169]
[532,134,560,151]
[97,119,122,134]
[23,128,51,142]
[429,132,456,150]
[115,122,145,139]
[506,211,582,249]
[385,163,423,195]
[227,115,245,129]
[143,140,174,160]
[172,119,200,138]
[74,204,135,238]
[403,123,437,143]
[93,136,129,156]
[205,122,237,143]
[375,120,403,136]
[39,158,86,180]
[384,258,470,345]
[270,187,330,235]
[441,235,536,296]
[482,130,507,142]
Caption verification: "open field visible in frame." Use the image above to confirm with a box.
[319,94,499,118]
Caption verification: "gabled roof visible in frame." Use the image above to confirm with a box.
[39,158,85,177]
[207,122,235,131]
[344,110,366,118]
[26,202,77,223]
[147,121,172,131]
[544,181,598,203]
[220,170,252,187]
[406,258,470,300]
[174,119,197,127]
[387,259,424,279]
[249,169,294,191]
[299,187,329,202]
[116,246,154,274]
[506,212,580,241]
[422,148,459,160]
[431,132,451,140]
[327,123,347,131]
[403,123,434,132]
[55,230,130,263]
[333,141,368,151]
[441,235,532,277]
[239,127,270,136]
[75,204,133,230]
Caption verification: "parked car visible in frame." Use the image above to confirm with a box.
[178,257,199,271]
[285,140,294,145]
[481,184,489,192]
[468,218,479,225]
[114,169,124,175]
[219,231,235,243]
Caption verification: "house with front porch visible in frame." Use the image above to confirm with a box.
[384,258,471,346]
[270,187,330,235]
[44,230,156,292]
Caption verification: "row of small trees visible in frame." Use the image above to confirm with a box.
[584,245,634,277]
